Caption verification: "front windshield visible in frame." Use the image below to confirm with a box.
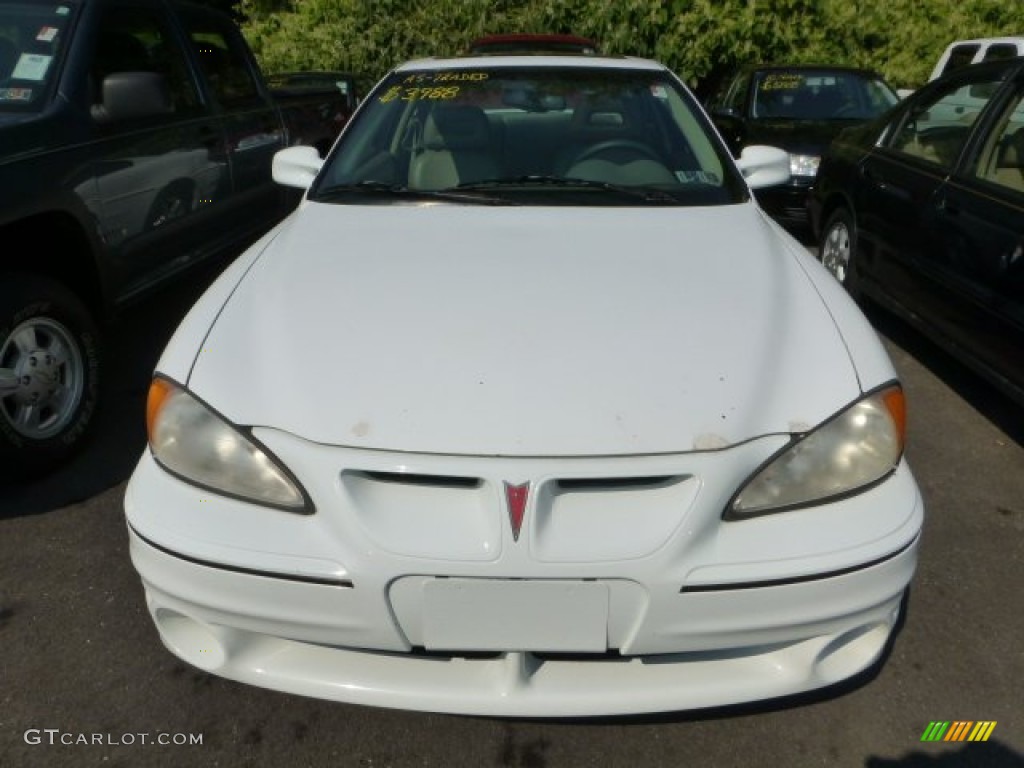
[0,0,77,112]
[312,64,748,206]
[751,69,899,121]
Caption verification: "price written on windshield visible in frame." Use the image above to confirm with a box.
[378,85,460,102]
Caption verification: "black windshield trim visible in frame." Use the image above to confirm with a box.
[455,175,685,203]
[312,181,521,206]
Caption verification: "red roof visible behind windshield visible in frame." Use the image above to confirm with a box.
[468,34,600,55]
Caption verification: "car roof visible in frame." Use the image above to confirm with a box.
[921,54,1024,86]
[268,71,357,81]
[468,34,600,55]
[745,63,888,78]
[394,55,666,73]
[940,36,1024,47]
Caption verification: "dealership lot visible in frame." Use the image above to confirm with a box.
[1,252,1022,767]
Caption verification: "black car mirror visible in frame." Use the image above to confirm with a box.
[92,72,172,123]
[711,112,746,157]
[711,106,741,119]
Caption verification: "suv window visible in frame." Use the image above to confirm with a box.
[0,1,77,112]
[90,5,198,117]
[183,13,260,107]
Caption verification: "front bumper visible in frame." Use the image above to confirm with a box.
[124,433,923,717]
[754,178,814,229]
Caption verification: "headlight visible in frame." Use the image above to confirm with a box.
[146,377,311,512]
[789,153,821,178]
[727,384,906,519]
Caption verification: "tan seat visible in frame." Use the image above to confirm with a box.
[408,105,500,190]
[990,128,1024,193]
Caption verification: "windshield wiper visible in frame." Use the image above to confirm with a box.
[314,180,519,205]
[457,175,680,203]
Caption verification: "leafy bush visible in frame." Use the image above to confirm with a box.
[238,0,1021,94]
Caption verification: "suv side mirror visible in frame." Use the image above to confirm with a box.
[91,72,172,123]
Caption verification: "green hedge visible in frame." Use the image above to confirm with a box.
[238,0,1021,95]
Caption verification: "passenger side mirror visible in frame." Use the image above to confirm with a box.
[736,145,791,189]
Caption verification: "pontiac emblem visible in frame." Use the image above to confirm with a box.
[504,481,530,542]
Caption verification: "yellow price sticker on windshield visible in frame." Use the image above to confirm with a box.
[379,85,461,103]
[761,74,803,91]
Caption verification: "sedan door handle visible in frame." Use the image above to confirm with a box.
[865,172,911,201]
[935,195,959,216]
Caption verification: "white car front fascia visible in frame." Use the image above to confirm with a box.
[129,52,922,718]
[125,433,922,716]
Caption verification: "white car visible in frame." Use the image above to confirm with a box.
[124,53,923,717]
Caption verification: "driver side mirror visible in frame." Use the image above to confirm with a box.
[91,72,172,123]
[273,145,323,189]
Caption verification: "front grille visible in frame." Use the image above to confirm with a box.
[556,476,674,491]
[359,471,481,489]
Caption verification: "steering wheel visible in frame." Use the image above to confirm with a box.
[569,139,664,166]
[832,103,860,119]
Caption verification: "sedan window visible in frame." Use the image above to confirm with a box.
[974,92,1024,194]
[888,76,1001,171]
[751,70,897,120]
[314,66,747,206]
[722,72,750,114]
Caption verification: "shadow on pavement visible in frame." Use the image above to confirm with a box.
[865,741,1024,768]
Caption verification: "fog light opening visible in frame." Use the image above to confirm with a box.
[154,608,227,671]
[813,622,891,684]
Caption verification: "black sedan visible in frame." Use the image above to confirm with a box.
[810,57,1024,405]
[707,65,899,231]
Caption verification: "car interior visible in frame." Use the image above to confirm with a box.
[983,121,1024,193]
[408,104,502,189]
[400,99,689,189]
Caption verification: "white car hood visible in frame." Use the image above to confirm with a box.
[188,202,860,456]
